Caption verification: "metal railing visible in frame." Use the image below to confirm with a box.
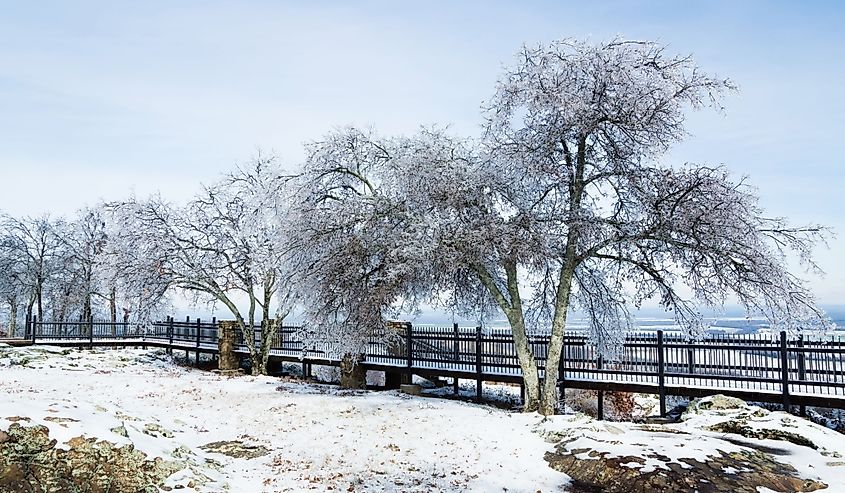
[27,316,845,412]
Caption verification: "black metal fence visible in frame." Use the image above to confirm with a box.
[27,319,145,340]
[27,315,845,412]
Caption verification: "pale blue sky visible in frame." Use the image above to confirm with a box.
[0,1,842,303]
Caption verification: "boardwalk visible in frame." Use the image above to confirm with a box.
[21,317,845,414]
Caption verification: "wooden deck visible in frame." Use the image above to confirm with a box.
[0,338,34,347]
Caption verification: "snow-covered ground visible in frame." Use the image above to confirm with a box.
[2,346,845,492]
[0,346,567,491]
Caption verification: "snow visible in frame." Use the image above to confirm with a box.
[3,346,845,492]
[0,347,568,491]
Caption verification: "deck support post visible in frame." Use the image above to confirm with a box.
[453,323,460,395]
[167,316,173,355]
[658,330,666,417]
[597,355,604,421]
[195,317,202,366]
[403,322,413,385]
[384,370,402,389]
[798,334,806,417]
[475,326,482,403]
[780,331,791,412]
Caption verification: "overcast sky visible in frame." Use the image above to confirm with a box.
[0,0,842,304]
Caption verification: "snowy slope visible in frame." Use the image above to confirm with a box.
[2,346,845,492]
[0,347,567,492]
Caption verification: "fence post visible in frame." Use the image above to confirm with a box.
[687,336,695,374]
[657,330,666,417]
[31,315,36,343]
[558,334,566,410]
[475,325,482,403]
[89,318,94,349]
[405,322,413,384]
[797,334,806,417]
[453,323,460,395]
[195,318,202,366]
[25,315,30,340]
[597,354,604,421]
[780,331,791,412]
[168,316,174,354]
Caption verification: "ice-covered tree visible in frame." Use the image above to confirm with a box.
[116,156,297,374]
[289,128,435,382]
[100,201,172,325]
[56,208,109,324]
[0,226,27,336]
[0,214,64,329]
[439,38,829,414]
[293,39,828,413]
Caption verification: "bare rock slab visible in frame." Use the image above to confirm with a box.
[400,384,422,395]
[545,446,827,493]
[200,440,270,459]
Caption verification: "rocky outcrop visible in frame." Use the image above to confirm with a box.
[0,423,182,493]
[544,394,833,492]
[685,394,746,413]
[708,420,818,449]
[545,446,827,493]
[200,440,270,459]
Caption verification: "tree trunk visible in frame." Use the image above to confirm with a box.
[474,262,544,412]
[249,283,277,376]
[503,262,542,412]
[340,353,366,389]
[83,293,93,337]
[244,291,260,374]
[36,283,43,322]
[25,293,35,339]
[539,143,584,415]
[57,302,67,324]
[540,275,572,416]
[506,312,541,412]
[249,320,273,376]
[7,298,17,337]
[540,318,568,416]
[254,319,274,376]
[109,286,117,324]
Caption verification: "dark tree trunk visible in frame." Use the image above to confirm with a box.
[109,286,117,323]
[25,294,35,339]
[340,353,367,389]
[36,284,43,322]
